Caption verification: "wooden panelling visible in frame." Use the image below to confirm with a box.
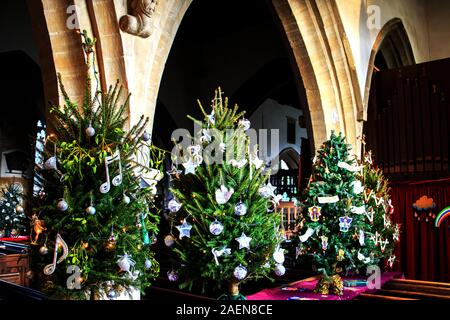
[364,58,450,180]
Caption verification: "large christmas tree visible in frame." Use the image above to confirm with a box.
[0,182,27,237]
[166,88,284,299]
[295,132,399,295]
[31,31,164,299]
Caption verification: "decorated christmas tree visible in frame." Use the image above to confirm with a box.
[30,31,165,300]
[361,146,400,270]
[295,132,399,295]
[0,182,27,237]
[166,88,284,299]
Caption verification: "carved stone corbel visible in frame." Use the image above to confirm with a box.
[119,0,158,38]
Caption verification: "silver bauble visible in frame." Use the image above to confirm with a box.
[209,220,224,236]
[234,202,248,216]
[123,194,131,204]
[85,125,96,137]
[142,131,151,142]
[39,245,49,255]
[57,199,68,211]
[274,264,286,276]
[233,265,248,281]
[86,206,96,215]
[144,259,152,270]
[167,270,179,282]
[164,234,175,247]
[107,289,117,300]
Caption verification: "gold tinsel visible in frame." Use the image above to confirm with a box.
[314,274,344,296]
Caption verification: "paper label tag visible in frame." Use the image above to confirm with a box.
[318,195,339,203]
[338,162,363,172]
[350,205,366,214]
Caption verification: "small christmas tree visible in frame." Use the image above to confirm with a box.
[31,31,165,299]
[295,132,399,295]
[166,88,283,299]
[361,147,400,270]
[0,183,27,237]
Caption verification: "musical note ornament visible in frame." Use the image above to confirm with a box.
[43,233,69,275]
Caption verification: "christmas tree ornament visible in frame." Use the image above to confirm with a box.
[235,232,252,250]
[258,182,276,198]
[215,185,234,204]
[107,289,117,300]
[388,255,396,268]
[10,229,18,238]
[167,270,179,282]
[123,194,131,204]
[166,165,182,180]
[144,259,152,270]
[176,219,192,239]
[85,124,96,137]
[379,238,389,252]
[338,161,363,172]
[357,251,371,264]
[86,206,96,215]
[336,249,345,261]
[299,228,314,242]
[141,131,151,142]
[238,118,251,131]
[39,245,49,255]
[209,220,224,235]
[359,230,365,246]
[229,158,247,168]
[308,206,321,222]
[15,205,24,214]
[212,247,231,265]
[320,236,328,251]
[99,149,123,193]
[56,199,68,211]
[318,195,339,204]
[350,205,366,214]
[272,246,285,264]
[44,156,58,170]
[338,216,353,232]
[251,154,264,169]
[386,199,394,214]
[43,233,69,275]
[140,214,150,245]
[117,253,136,274]
[38,190,46,199]
[168,198,182,213]
[383,214,391,227]
[393,225,400,241]
[207,110,215,125]
[30,214,46,244]
[182,159,197,175]
[365,209,374,223]
[274,264,286,276]
[104,232,117,251]
[234,201,247,216]
[370,231,380,245]
[151,233,158,244]
[164,234,175,247]
[233,265,247,280]
[200,129,212,143]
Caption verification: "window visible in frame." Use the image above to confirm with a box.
[287,117,296,144]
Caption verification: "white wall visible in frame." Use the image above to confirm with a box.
[249,98,307,161]
[335,0,450,100]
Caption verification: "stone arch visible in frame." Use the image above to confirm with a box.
[29,0,361,154]
[278,147,300,170]
[362,18,415,120]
